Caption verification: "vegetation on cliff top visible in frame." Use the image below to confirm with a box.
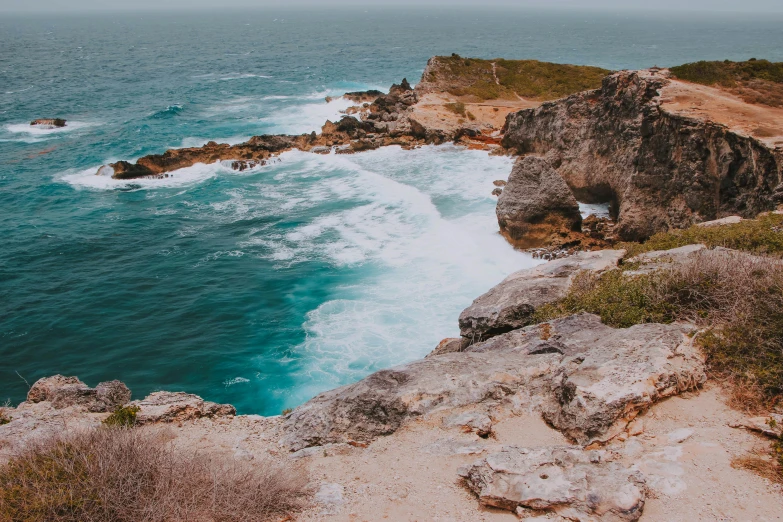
[428,54,610,101]
[619,213,783,258]
[0,427,311,522]
[534,249,783,411]
[670,59,783,107]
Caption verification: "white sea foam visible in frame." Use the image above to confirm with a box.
[579,202,612,219]
[249,146,541,402]
[265,96,357,134]
[2,121,97,142]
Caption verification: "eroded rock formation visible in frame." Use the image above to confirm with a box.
[502,70,783,241]
[496,155,583,248]
[30,118,66,127]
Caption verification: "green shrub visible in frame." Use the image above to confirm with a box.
[444,102,467,116]
[670,59,783,107]
[620,213,783,258]
[102,405,140,427]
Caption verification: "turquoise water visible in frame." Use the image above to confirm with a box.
[3,8,783,414]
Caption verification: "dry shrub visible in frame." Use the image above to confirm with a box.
[732,453,783,483]
[535,250,783,408]
[0,427,310,522]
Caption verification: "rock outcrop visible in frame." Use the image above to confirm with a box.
[503,70,783,241]
[26,375,130,413]
[496,155,583,248]
[130,391,236,424]
[30,118,66,127]
[458,249,624,344]
[281,313,704,450]
[460,446,646,520]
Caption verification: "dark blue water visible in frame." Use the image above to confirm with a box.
[2,8,783,414]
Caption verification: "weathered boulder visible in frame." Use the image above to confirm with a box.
[459,249,624,343]
[426,337,464,357]
[26,375,131,413]
[459,446,646,521]
[281,313,704,451]
[130,391,236,424]
[496,156,582,248]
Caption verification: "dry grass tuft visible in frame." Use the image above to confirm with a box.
[732,453,783,483]
[0,427,310,522]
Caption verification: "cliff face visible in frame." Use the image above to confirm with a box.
[502,70,783,240]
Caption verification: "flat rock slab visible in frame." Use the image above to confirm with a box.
[131,391,236,424]
[459,446,646,521]
[459,250,625,343]
[281,313,705,450]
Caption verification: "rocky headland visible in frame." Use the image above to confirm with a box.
[5,57,783,521]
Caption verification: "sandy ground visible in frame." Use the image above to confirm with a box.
[660,77,783,149]
[409,92,539,140]
[141,383,783,522]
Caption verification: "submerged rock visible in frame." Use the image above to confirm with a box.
[459,446,646,521]
[30,118,66,127]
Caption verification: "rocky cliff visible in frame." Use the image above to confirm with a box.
[502,70,783,241]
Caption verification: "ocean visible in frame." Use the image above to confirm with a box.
[2,7,783,414]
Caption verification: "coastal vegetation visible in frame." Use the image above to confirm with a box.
[102,405,140,427]
[430,54,610,101]
[534,247,783,411]
[0,426,310,522]
[670,59,783,107]
[619,213,783,258]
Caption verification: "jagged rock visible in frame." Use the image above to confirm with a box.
[131,391,235,424]
[459,446,646,521]
[493,180,507,187]
[443,411,493,437]
[281,313,703,451]
[496,156,583,248]
[503,70,783,241]
[491,187,503,197]
[426,337,464,357]
[459,250,624,343]
[30,118,66,127]
[26,375,130,412]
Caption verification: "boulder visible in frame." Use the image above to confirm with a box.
[426,337,464,357]
[459,250,624,343]
[459,446,646,521]
[281,313,704,451]
[496,156,582,248]
[26,375,131,413]
[130,391,236,424]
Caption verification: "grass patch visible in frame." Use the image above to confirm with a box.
[670,59,783,107]
[0,427,311,522]
[444,101,467,116]
[619,213,783,258]
[534,250,783,408]
[429,55,610,101]
[102,405,140,427]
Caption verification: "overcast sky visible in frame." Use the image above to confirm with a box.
[1,0,781,13]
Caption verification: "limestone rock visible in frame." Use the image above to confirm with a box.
[730,414,783,438]
[459,446,646,521]
[131,391,235,424]
[496,156,582,248]
[426,337,464,357]
[26,375,130,413]
[281,313,704,451]
[459,250,624,343]
[503,70,782,241]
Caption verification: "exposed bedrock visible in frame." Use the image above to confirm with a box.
[496,155,583,248]
[460,446,646,520]
[502,70,783,241]
[30,118,66,127]
[459,249,624,344]
[281,313,704,451]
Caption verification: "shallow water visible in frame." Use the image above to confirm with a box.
[2,8,783,413]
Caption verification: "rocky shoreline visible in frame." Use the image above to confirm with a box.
[5,57,783,520]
